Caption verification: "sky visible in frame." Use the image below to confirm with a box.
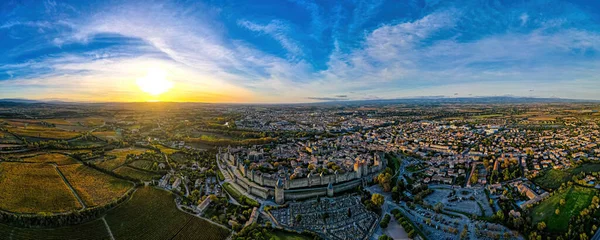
[1,0,600,103]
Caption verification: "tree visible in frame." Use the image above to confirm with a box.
[496,210,504,221]
[461,226,468,239]
[555,208,560,215]
[537,221,546,231]
[377,172,393,192]
[295,214,302,223]
[560,199,566,206]
[372,193,385,208]
[470,172,478,184]
[434,202,444,213]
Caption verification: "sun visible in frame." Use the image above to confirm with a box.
[136,69,173,96]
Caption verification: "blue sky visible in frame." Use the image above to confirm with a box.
[1,0,600,102]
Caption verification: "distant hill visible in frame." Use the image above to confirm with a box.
[0,96,598,106]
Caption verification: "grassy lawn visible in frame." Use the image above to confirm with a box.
[571,163,600,175]
[58,164,134,207]
[222,182,260,207]
[533,169,572,190]
[532,186,597,232]
[0,162,82,213]
[105,187,230,240]
[533,163,600,191]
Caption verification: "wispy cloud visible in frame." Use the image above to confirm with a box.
[1,0,600,102]
[237,19,303,58]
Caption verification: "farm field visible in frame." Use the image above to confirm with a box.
[41,119,74,125]
[58,164,134,207]
[22,153,78,165]
[153,144,179,154]
[114,166,162,181]
[105,187,230,240]
[0,162,81,213]
[129,160,154,170]
[68,138,106,148]
[95,148,149,170]
[0,131,22,144]
[7,125,81,140]
[0,220,110,240]
[92,131,119,141]
[532,186,597,232]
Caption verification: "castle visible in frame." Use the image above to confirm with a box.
[217,146,385,204]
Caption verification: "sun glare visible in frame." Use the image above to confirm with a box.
[136,69,173,96]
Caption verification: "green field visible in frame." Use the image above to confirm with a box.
[222,182,260,207]
[533,169,572,190]
[532,186,597,232]
[105,187,230,240]
[0,220,110,240]
[571,163,600,175]
[114,166,162,181]
[533,163,600,190]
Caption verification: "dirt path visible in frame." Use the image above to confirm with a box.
[101,217,116,240]
[52,164,87,209]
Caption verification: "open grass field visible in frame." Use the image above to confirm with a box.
[105,187,230,240]
[571,163,600,175]
[96,148,149,170]
[7,125,81,140]
[0,162,81,213]
[22,153,79,165]
[533,164,600,190]
[59,164,134,207]
[533,169,572,190]
[0,220,110,240]
[532,186,597,232]
[222,182,260,207]
[114,166,162,181]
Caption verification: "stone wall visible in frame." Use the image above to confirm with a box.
[218,152,384,201]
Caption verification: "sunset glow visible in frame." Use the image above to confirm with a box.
[136,69,173,96]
